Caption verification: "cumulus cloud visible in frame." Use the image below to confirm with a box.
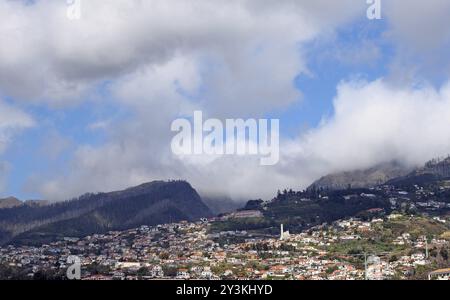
[288,80,450,177]
[384,0,450,82]
[13,0,366,200]
[31,79,450,201]
[385,0,450,53]
[4,1,450,202]
[0,0,365,108]
[0,0,365,199]
[0,100,34,153]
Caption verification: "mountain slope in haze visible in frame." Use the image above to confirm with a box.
[0,197,22,209]
[0,181,212,245]
[387,156,450,187]
[0,197,50,209]
[308,161,412,191]
[24,200,50,207]
[202,195,244,215]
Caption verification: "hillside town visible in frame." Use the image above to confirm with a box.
[0,212,449,280]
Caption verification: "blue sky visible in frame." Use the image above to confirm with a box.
[3,16,388,199]
[281,18,392,137]
[1,1,450,201]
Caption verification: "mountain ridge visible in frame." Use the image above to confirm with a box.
[0,180,212,246]
[308,161,414,191]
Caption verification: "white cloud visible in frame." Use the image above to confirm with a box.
[32,78,450,201]
[0,0,365,108]
[1,0,365,199]
[0,100,34,153]
[385,0,450,52]
[384,0,450,82]
[8,1,450,201]
[290,80,450,178]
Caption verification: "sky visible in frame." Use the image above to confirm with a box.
[1,0,450,202]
